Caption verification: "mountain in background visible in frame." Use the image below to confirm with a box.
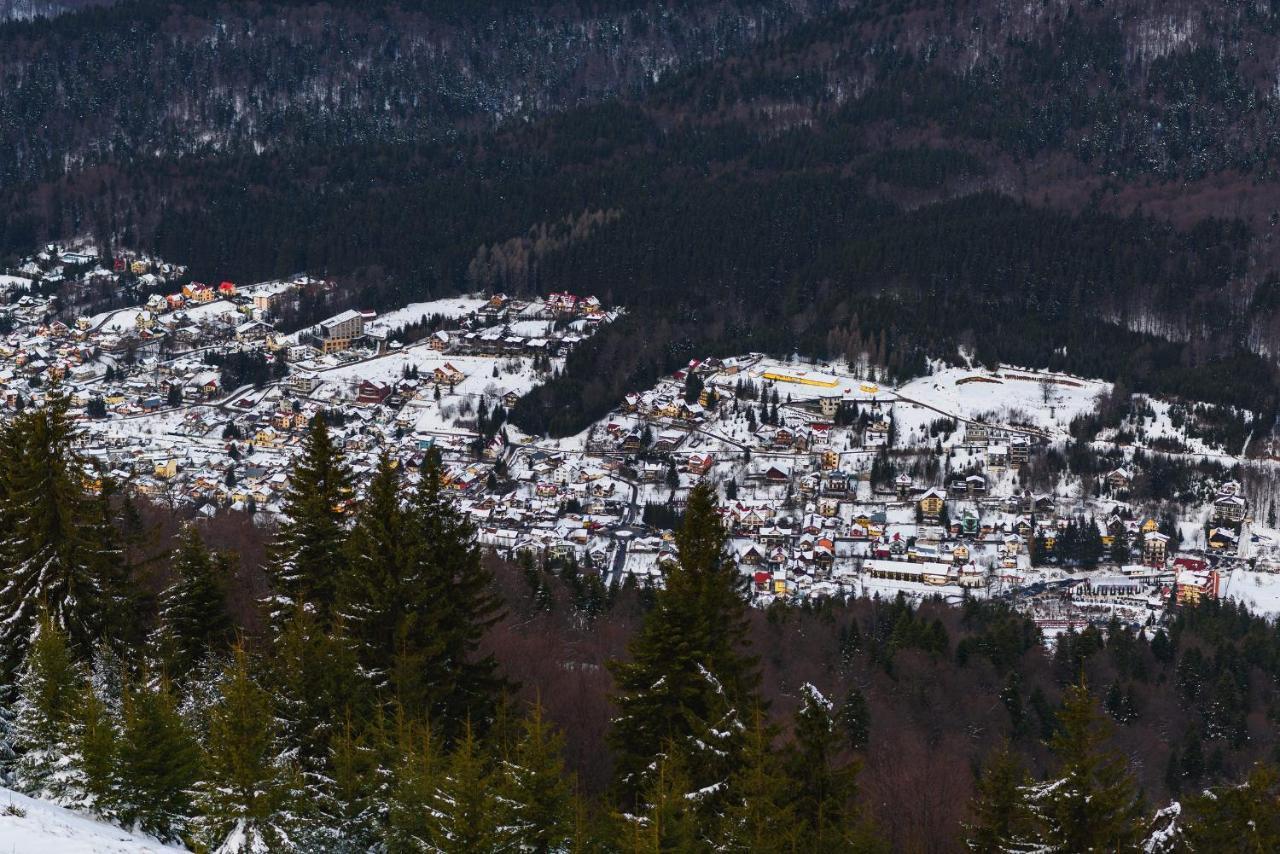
[2,0,1280,436]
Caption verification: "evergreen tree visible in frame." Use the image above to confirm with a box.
[718,706,797,853]
[502,700,574,853]
[397,449,504,739]
[608,481,760,813]
[67,675,119,820]
[1030,682,1145,853]
[312,708,390,854]
[154,526,234,679]
[385,717,443,852]
[193,645,302,853]
[619,746,703,854]
[268,414,352,626]
[114,676,200,842]
[839,686,870,752]
[1181,762,1280,852]
[270,605,365,785]
[0,393,127,668]
[10,612,84,802]
[337,452,407,698]
[423,723,507,853]
[787,683,865,849]
[964,743,1039,853]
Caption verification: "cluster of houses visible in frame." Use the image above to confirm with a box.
[0,246,1267,632]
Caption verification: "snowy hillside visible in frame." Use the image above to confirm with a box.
[0,787,184,853]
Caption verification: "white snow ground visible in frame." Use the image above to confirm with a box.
[0,786,185,852]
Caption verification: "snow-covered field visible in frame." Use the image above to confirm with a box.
[0,787,184,852]
[895,365,1110,437]
[1223,569,1280,619]
[363,296,487,337]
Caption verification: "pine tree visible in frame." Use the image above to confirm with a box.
[192,645,302,853]
[67,675,119,820]
[718,706,797,853]
[1181,762,1280,852]
[385,716,443,852]
[10,613,85,802]
[501,699,574,853]
[965,743,1039,853]
[787,683,864,849]
[0,393,126,668]
[619,746,703,854]
[608,481,759,813]
[337,452,407,698]
[114,676,200,842]
[839,686,870,752]
[423,723,508,853]
[312,708,391,854]
[1030,681,1145,853]
[397,449,504,739]
[154,526,233,679]
[270,604,365,784]
[268,414,352,626]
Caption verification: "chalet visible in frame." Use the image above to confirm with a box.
[763,465,791,484]
[545,292,579,316]
[1207,527,1239,552]
[433,363,466,385]
[894,473,912,500]
[1107,467,1133,491]
[191,371,221,399]
[428,330,450,351]
[918,488,946,522]
[355,380,392,406]
[235,320,273,342]
[865,421,890,447]
[986,444,1009,469]
[821,471,850,496]
[652,430,684,454]
[687,452,715,476]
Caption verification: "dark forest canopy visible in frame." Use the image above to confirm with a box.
[2,0,1280,435]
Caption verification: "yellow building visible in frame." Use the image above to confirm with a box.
[761,369,839,389]
[918,488,946,519]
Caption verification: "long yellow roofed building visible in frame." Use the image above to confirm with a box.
[760,369,840,388]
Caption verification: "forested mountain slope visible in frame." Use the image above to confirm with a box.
[5,0,1280,436]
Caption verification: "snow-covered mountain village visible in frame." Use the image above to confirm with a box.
[5,240,1280,640]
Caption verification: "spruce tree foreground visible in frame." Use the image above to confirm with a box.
[0,406,1273,851]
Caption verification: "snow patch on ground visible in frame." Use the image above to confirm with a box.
[0,786,185,852]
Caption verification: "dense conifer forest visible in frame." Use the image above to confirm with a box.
[2,1,1280,438]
